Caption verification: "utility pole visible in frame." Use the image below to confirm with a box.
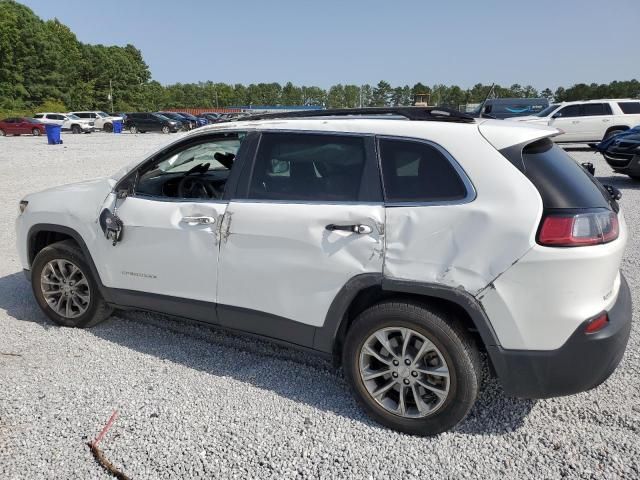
[109,79,114,112]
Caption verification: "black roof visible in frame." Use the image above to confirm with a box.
[227,107,475,123]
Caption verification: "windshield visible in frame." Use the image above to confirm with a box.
[26,118,41,123]
[97,112,109,118]
[154,113,170,121]
[536,104,559,117]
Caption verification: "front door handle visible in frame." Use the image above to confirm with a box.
[181,216,216,225]
[326,223,373,234]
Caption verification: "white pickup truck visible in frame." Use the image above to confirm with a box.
[507,99,640,143]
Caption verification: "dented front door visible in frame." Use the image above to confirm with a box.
[216,202,385,328]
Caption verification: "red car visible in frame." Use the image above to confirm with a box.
[0,117,46,136]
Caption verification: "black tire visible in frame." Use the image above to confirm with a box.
[161,125,170,134]
[342,300,481,436]
[103,122,113,133]
[71,124,81,134]
[129,125,138,134]
[0,128,5,136]
[603,128,626,141]
[32,128,41,136]
[31,240,112,328]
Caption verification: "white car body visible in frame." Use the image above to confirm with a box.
[33,112,95,133]
[16,111,632,431]
[507,99,640,143]
[67,111,123,131]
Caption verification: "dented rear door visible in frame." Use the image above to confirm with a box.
[216,131,384,333]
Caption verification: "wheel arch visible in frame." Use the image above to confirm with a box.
[604,125,630,138]
[27,224,108,298]
[314,275,502,366]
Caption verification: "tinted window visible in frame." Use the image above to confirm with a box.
[557,105,581,117]
[618,102,640,114]
[33,114,43,119]
[379,138,467,202]
[582,103,609,116]
[249,133,366,202]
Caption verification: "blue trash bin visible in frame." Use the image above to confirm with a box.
[45,124,63,145]
[112,120,123,134]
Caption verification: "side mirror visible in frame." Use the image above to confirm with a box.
[99,209,124,245]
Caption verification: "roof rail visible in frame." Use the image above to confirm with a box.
[229,107,475,123]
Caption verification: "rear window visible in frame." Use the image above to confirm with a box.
[618,102,640,114]
[379,138,468,203]
[582,103,612,116]
[507,138,613,210]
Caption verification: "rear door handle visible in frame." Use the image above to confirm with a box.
[572,120,580,124]
[325,223,372,234]
[181,216,216,225]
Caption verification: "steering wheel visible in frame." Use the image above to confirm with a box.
[177,176,215,198]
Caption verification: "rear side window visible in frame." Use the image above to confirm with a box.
[582,103,611,116]
[618,102,640,114]
[249,133,366,202]
[378,138,467,203]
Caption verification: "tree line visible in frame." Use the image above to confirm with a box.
[1,0,639,117]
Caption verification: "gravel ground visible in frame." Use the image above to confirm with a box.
[0,133,638,479]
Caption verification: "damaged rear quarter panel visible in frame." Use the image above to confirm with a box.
[383,132,543,296]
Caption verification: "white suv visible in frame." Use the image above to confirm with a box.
[68,111,123,132]
[508,99,640,143]
[15,108,632,435]
[33,112,95,134]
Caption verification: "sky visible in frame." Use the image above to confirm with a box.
[18,0,640,90]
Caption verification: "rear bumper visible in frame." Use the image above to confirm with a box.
[488,273,632,398]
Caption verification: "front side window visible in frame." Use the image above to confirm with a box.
[556,105,581,118]
[135,133,245,200]
[379,138,468,203]
[248,133,366,202]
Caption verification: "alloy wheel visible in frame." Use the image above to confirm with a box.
[40,259,91,319]
[359,327,450,418]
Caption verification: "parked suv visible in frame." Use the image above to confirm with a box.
[595,125,640,180]
[68,111,123,132]
[16,108,632,435]
[33,113,95,134]
[125,113,182,134]
[508,99,640,143]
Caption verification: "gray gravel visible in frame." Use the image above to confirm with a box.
[0,133,638,479]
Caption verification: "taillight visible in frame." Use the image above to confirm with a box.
[538,211,619,247]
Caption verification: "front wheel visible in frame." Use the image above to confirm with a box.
[342,301,481,435]
[162,125,170,134]
[31,240,112,328]
[103,123,113,133]
[32,128,41,136]
[129,125,138,134]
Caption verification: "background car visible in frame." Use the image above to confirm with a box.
[595,125,640,180]
[157,111,192,130]
[0,117,46,136]
[175,112,204,128]
[68,111,123,132]
[472,97,549,119]
[125,112,182,134]
[507,99,640,143]
[33,112,94,134]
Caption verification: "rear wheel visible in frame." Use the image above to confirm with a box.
[32,128,41,136]
[162,125,170,134]
[603,128,626,141]
[31,240,112,328]
[0,128,5,136]
[103,123,113,133]
[71,124,81,134]
[342,300,481,435]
